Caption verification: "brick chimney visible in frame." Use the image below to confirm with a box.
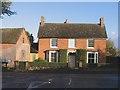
[40,16,44,26]
[100,17,104,27]
[30,34,34,44]
[64,19,69,23]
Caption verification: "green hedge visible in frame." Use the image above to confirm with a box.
[59,49,67,63]
[29,59,47,67]
[29,59,67,68]
[19,61,26,70]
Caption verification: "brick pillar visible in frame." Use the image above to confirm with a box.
[79,61,82,68]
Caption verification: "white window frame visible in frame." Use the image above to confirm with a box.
[49,51,58,62]
[50,38,58,48]
[87,39,94,49]
[87,52,98,63]
[68,39,76,48]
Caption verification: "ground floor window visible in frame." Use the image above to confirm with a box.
[87,52,98,63]
[46,51,58,62]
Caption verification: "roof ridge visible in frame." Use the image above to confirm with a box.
[44,23,99,25]
[0,28,25,30]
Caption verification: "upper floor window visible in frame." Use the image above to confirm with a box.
[23,38,24,43]
[68,39,76,48]
[87,39,94,48]
[50,38,58,48]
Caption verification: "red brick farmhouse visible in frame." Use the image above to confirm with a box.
[0,28,30,68]
[38,16,107,68]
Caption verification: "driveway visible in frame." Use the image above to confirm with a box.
[2,72,119,89]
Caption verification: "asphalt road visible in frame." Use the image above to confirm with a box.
[2,72,119,89]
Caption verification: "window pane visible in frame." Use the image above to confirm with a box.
[51,38,58,47]
[91,59,94,63]
[51,52,56,62]
[91,54,94,58]
[88,40,94,47]
[69,39,76,48]
[88,53,95,63]
[88,53,94,58]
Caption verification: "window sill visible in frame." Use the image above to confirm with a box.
[87,47,95,49]
[68,47,76,48]
[50,46,58,48]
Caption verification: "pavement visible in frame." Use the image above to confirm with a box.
[2,72,119,89]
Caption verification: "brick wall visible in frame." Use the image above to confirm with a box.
[0,44,16,67]
[16,29,30,62]
[38,38,106,63]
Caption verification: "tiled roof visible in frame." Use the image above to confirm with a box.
[38,23,107,38]
[0,28,24,44]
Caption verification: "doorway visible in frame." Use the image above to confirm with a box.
[69,53,76,68]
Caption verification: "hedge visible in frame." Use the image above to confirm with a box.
[19,61,26,70]
[29,59,67,68]
[59,49,67,63]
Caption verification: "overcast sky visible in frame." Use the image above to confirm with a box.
[1,2,118,48]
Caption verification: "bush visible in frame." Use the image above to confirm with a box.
[29,58,67,69]
[19,61,26,70]
[97,63,110,67]
[59,49,67,63]
[76,49,87,62]
[58,62,67,68]
[29,59,47,67]
[76,49,87,67]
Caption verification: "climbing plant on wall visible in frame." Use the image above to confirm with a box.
[59,49,67,63]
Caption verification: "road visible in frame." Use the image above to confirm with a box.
[2,72,119,89]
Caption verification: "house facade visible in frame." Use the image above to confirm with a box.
[0,28,30,68]
[38,16,107,68]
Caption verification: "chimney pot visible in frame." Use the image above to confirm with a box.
[64,19,69,23]
[40,16,44,26]
[100,17,104,27]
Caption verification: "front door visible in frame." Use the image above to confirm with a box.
[69,53,76,68]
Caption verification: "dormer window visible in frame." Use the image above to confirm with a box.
[50,38,58,48]
[87,39,94,48]
[23,38,24,43]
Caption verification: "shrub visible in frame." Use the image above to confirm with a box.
[58,62,67,68]
[48,62,58,68]
[29,59,47,67]
[29,58,67,69]
[97,63,110,67]
[76,49,87,62]
[19,61,26,70]
[47,62,67,68]
[59,49,67,63]
[76,49,87,68]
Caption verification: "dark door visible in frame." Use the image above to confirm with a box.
[69,53,76,68]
